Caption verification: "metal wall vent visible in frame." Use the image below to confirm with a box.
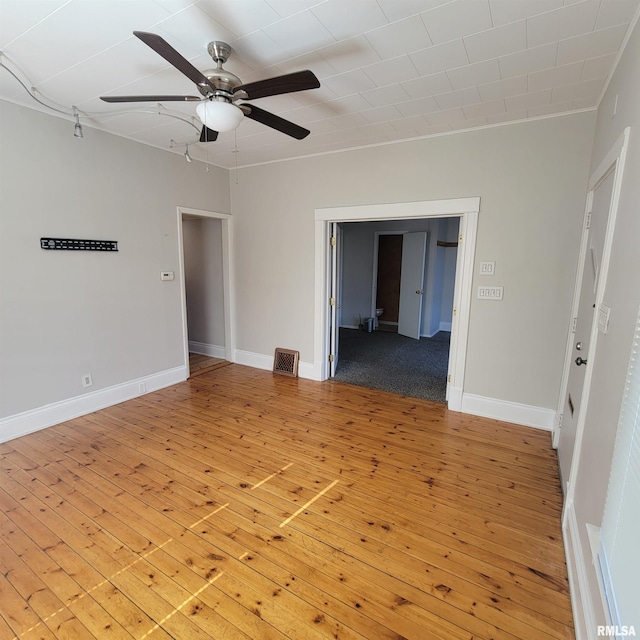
[273,348,299,377]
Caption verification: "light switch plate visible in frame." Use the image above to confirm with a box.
[478,286,503,300]
[479,261,495,276]
[598,303,611,334]
[161,271,174,281]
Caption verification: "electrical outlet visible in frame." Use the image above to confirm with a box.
[81,374,93,388]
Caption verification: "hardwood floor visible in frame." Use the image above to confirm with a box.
[188,353,229,377]
[0,365,574,640]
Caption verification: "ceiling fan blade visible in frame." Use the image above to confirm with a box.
[100,95,201,103]
[234,70,320,100]
[133,31,215,91]
[200,126,219,143]
[241,104,310,140]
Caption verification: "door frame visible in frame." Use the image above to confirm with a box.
[177,206,235,376]
[554,128,630,496]
[314,197,479,411]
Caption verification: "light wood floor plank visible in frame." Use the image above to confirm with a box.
[0,365,574,639]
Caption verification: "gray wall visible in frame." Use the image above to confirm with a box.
[565,18,640,629]
[183,217,225,348]
[0,100,230,420]
[230,112,595,410]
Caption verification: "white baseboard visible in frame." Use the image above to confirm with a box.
[233,349,273,371]
[298,361,323,381]
[339,324,360,330]
[233,349,321,381]
[188,341,226,359]
[439,321,452,332]
[564,500,598,640]
[461,393,556,430]
[0,366,187,444]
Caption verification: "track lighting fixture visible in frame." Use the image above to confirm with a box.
[184,144,192,163]
[73,106,83,138]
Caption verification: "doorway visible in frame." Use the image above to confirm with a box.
[374,232,403,332]
[314,198,480,411]
[333,219,459,403]
[177,207,235,377]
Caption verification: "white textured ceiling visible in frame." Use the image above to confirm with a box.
[0,0,637,168]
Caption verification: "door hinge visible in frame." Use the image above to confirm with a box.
[453,307,457,316]
[585,211,592,229]
[329,297,336,307]
[330,236,336,247]
[571,316,577,333]
[459,234,463,244]
[448,374,451,383]
[328,354,334,363]
[557,413,563,429]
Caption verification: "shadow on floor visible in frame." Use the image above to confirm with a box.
[332,328,451,403]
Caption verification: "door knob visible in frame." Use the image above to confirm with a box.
[416,290,423,295]
[575,357,588,366]
[576,341,582,351]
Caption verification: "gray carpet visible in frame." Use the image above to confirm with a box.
[333,329,450,403]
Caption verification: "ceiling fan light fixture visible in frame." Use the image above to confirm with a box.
[196,99,243,133]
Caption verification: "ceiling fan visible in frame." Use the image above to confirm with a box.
[100,31,320,143]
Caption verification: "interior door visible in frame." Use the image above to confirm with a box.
[558,168,615,488]
[398,231,427,340]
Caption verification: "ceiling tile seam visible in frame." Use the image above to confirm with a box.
[0,0,74,50]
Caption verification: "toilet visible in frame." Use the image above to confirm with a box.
[375,308,384,329]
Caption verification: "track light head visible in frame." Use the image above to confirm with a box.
[73,107,83,139]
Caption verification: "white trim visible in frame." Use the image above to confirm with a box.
[188,341,226,359]
[564,500,598,640]
[298,361,323,381]
[314,198,479,413]
[316,198,480,221]
[448,386,463,411]
[0,366,187,444]
[177,207,235,378]
[233,349,321,381]
[234,349,273,371]
[461,393,556,430]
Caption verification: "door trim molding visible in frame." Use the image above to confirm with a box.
[314,198,479,411]
[177,207,235,376]
[556,128,630,500]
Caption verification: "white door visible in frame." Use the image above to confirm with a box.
[558,168,615,487]
[329,222,340,377]
[398,232,427,340]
